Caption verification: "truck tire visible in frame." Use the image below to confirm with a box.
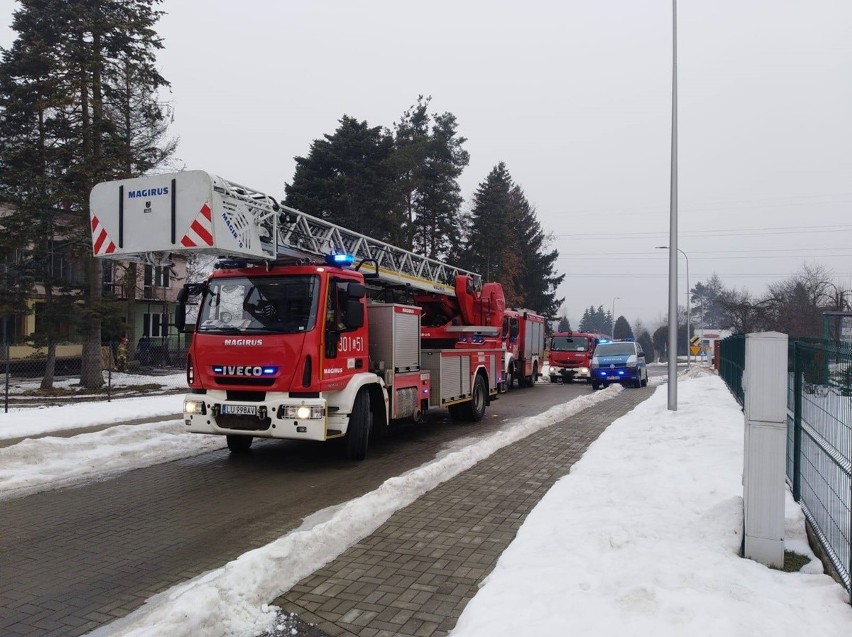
[345,390,372,461]
[449,373,487,423]
[505,366,514,392]
[226,435,253,454]
[591,381,600,391]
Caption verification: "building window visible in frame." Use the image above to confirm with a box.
[143,265,171,299]
[143,312,170,338]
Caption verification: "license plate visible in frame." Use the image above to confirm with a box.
[222,404,257,416]
[607,375,620,380]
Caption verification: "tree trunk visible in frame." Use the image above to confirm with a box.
[80,253,104,388]
[40,341,57,390]
[124,262,137,345]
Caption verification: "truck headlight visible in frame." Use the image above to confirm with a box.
[590,359,600,369]
[283,405,324,419]
[184,399,206,415]
[626,355,638,368]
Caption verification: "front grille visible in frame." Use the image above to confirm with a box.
[214,377,275,387]
[226,390,266,401]
[215,414,271,431]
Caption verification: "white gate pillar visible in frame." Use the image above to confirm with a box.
[742,331,788,568]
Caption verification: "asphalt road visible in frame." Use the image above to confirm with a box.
[0,376,658,637]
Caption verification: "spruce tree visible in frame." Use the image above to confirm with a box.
[284,115,395,241]
[0,0,173,389]
[411,107,468,260]
[508,185,564,316]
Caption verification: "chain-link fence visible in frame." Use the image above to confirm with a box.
[0,338,188,413]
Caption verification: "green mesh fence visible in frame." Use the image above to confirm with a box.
[718,334,745,406]
[787,339,851,599]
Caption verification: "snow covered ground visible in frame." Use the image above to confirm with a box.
[2,369,850,636]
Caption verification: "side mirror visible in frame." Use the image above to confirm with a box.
[175,282,205,332]
[344,299,364,329]
[347,282,366,299]
[638,351,646,358]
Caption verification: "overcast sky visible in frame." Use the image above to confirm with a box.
[2,1,851,328]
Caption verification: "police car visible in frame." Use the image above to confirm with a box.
[590,340,648,389]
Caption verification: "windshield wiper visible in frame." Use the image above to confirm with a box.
[198,326,242,334]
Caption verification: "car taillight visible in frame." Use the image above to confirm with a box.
[186,355,194,385]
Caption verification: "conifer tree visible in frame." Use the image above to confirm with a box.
[457,163,562,317]
[410,106,468,260]
[0,0,174,388]
[285,115,395,241]
[613,316,634,340]
[508,185,564,316]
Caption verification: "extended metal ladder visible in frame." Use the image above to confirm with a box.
[91,170,478,297]
[218,175,478,296]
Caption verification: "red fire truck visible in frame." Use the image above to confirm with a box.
[90,170,505,460]
[548,331,608,384]
[501,308,546,390]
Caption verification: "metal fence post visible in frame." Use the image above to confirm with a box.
[3,321,8,414]
[792,341,802,500]
[108,340,113,402]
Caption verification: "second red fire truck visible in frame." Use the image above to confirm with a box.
[501,308,546,390]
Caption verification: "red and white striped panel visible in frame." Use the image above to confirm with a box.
[91,215,116,255]
[179,204,214,247]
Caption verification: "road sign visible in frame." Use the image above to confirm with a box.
[690,336,700,346]
[690,345,701,356]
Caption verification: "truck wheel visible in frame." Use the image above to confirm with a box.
[450,374,487,423]
[532,362,540,385]
[466,373,488,421]
[641,370,648,387]
[505,367,514,392]
[345,390,372,460]
[226,435,253,454]
[591,381,600,390]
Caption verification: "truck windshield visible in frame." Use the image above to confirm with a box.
[197,275,319,334]
[595,342,636,357]
[551,336,589,352]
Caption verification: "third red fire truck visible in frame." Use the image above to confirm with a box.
[548,331,609,384]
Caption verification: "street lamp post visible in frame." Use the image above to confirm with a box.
[611,296,620,338]
[657,246,690,368]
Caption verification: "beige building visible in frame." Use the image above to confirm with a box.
[2,201,189,365]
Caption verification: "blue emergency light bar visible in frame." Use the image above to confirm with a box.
[325,253,355,267]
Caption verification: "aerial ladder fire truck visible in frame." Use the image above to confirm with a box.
[89,170,506,459]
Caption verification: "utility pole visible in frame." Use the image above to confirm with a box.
[611,296,620,338]
[665,0,679,410]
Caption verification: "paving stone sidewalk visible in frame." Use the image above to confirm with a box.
[267,387,651,637]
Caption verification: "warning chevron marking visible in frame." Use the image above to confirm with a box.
[90,215,116,255]
[180,204,214,247]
